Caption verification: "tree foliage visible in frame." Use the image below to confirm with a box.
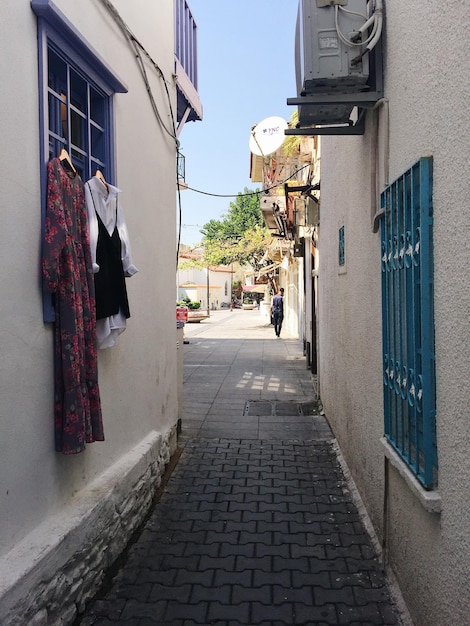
[203,225,271,267]
[201,188,264,241]
[200,188,270,267]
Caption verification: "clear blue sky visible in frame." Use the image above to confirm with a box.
[178,0,299,246]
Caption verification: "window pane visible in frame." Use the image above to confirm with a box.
[338,226,345,266]
[48,48,67,93]
[48,136,61,161]
[48,93,66,140]
[71,148,85,179]
[70,68,87,113]
[91,125,105,164]
[70,109,86,151]
[90,87,106,127]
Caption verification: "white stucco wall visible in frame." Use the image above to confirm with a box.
[318,2,470,624]
[318,128,385,528]
[178,266,232,307]
[0,1,179,621]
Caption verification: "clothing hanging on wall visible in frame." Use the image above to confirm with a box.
[85,175,138,349]
[42,157,104,454]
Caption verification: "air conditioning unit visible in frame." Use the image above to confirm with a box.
[260,196,286,213]
[295,0,370,124]
[294,196,320,227]
[296,0,369,95]
[260,196,287,233]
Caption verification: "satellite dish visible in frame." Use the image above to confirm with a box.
[249,116,288,157]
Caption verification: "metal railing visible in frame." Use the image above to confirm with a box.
[175,0,198,90]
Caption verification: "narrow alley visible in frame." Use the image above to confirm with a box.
[79,310,407,626]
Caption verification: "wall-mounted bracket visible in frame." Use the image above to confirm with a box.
[287,35,383,136]
[316,0,348,6]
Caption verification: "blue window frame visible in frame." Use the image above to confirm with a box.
[32,0,127,321]
[380,157,437,489]
[338,225,345,266]
[32,0,127,179]
[47,43,110,181]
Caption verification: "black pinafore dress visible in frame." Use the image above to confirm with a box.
[94,205,130,321]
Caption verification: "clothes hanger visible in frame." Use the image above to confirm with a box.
[94,169,109,193]
[59,148,76,174]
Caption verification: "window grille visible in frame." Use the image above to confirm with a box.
[338,225,345,266]
[380,157,437,489]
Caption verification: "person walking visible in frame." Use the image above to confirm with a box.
[271,287,284,337]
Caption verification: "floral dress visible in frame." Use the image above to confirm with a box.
[42,158,104,454]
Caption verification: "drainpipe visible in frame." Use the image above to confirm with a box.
[370,98,389,233]
[369,97,391,563]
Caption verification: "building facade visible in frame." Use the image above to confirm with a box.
[0,1,200,623]
[311,2,469,624]
[250,120,320,345]
[178,263,233,310]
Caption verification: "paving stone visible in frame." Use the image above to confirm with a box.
[219,542,256,558]
[77,327,403,626]
[135,567,178,585]
[189,584,231,604]
[206,601,251,623]
[232,584,271,604]
[336,602,386,625]
[81,599,126,622]
[224,519,257,533]
[78,616,116,626]
[291,569,331,589]
[148,583,192,603]
[119,599,166,621]
[251,601,295,623]
[272,585,314,605]
[114,582,152,602]
[164,599,208,622]
[174,569,215,587]
[293,602,338,624]
[214,569,253,587]
[254,542,290,558]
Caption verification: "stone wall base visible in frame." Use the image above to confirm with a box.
[0,427,178,626]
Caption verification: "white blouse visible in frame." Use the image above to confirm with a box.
[85,176,138,349]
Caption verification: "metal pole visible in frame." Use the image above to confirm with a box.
[206,267,210,316]
[230,262,233,311]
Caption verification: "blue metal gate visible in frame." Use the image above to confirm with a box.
[380,157,437,489]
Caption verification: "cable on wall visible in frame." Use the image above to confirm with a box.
[97,0,184,264]
[98,0,177,145]
[96,2,311,255]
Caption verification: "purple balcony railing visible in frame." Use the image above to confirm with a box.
[175,0,202,123]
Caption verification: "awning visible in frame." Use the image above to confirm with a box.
[257,262,281,276]
[242,285,267,294]
[245,262,281,278]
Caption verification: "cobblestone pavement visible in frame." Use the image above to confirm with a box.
[79,311,406,625]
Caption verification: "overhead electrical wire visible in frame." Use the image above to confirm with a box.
[98,0,178,145]
[96,1,312,256]
[184,164,311,199]
[97,0,183,265]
